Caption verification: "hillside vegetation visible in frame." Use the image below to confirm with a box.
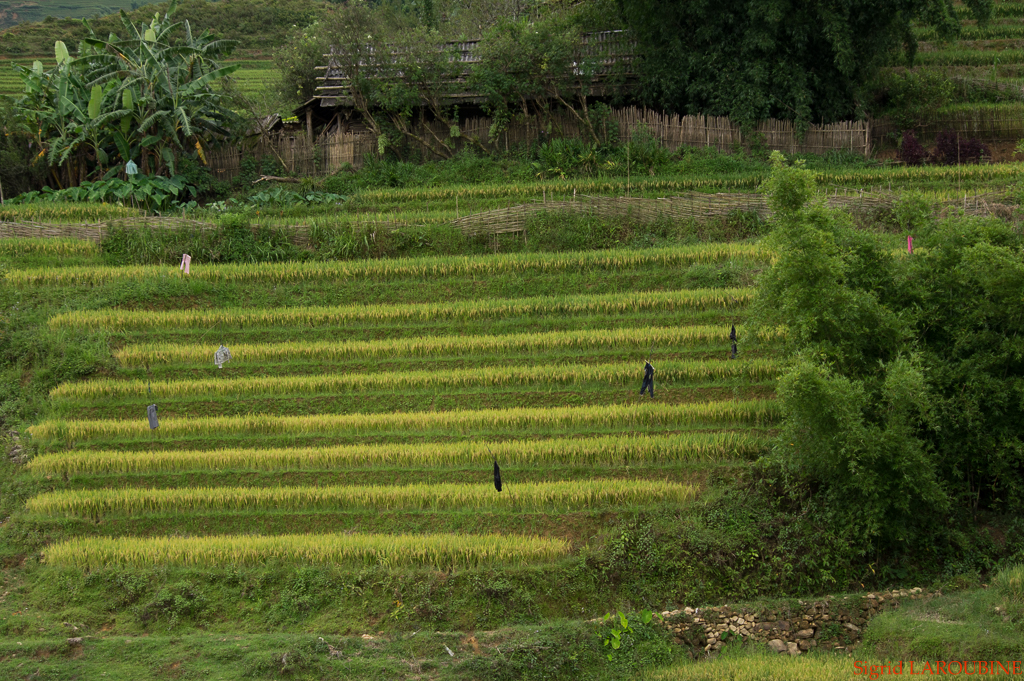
[1,153,1022,678]
[0,0,163,31]
[0,1,1022,679]
[0,0,328,53]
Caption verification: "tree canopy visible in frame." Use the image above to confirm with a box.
[291,2,625,160]
[618,0,993,125]
[754,153,1024,557]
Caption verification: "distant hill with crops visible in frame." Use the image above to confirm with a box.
[0,0,329,54]
[0,0,162,31]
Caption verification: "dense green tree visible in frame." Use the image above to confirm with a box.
[754,153,1023,555]
[617,0,993,125]
[0,100,47,197]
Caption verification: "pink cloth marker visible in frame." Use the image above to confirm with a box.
[907,236,913,255]
[180,253,191,274]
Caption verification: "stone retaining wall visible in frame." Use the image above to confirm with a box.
[661,587,938,657]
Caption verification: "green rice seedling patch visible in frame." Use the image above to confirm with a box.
[915,23,1024,41]
[0,237,99,258]
[0,201,144,222]
[13,262,754,318]
[914,47,1024,67]
[649,648,886,681]
[956,3,1024,19]
[65,262,757,315]
[23,509,625,547]
[351,177,767,206]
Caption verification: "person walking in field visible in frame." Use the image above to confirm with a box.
[640,359,655,398]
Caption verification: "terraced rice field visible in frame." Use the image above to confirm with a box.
[13,240,777,569]
[890,0,1024,141]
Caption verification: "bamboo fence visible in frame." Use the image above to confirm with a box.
[1,190,1012,244]
[0,217,218,242]
[450,189,1012,236]
[208,108,871,181]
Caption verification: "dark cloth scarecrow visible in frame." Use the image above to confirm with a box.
[493,459,502,492]
[640,361,655,397]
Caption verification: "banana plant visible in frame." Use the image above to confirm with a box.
[79,1,240,176]
[13,41,99,187]
[12,1,240,187]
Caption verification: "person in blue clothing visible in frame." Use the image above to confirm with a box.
[640,359,655,397]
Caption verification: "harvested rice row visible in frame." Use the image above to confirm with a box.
[0,238,99,257]
[44,532,569,569]
[27,432,765,475]
[27,480,696,518]
[48,287,755,331]
[10,243,767,286]
[28,399,780,444]
[52,359,781,401]
[114,324,781,367]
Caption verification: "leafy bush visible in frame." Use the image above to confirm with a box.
[233,155,288,187]
[266,566,334,624]
[754,154,1024,559]
[993,564,1024,604]
[138,580,210,627]
[12,10,239,189]
[533,138,604,179]
[898,131,928,166]
[676,146,768,175]
[210,213,301,263]
[0,101,47,197]
[619,125,671,174]
[931,129,989,165]
[177,155,230,201]
[206,187,345,212]
[892,192,934,233]
[11,175,197,211]
[358,155,418,188]
[249,188,345,207]
[321,173,356,195]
